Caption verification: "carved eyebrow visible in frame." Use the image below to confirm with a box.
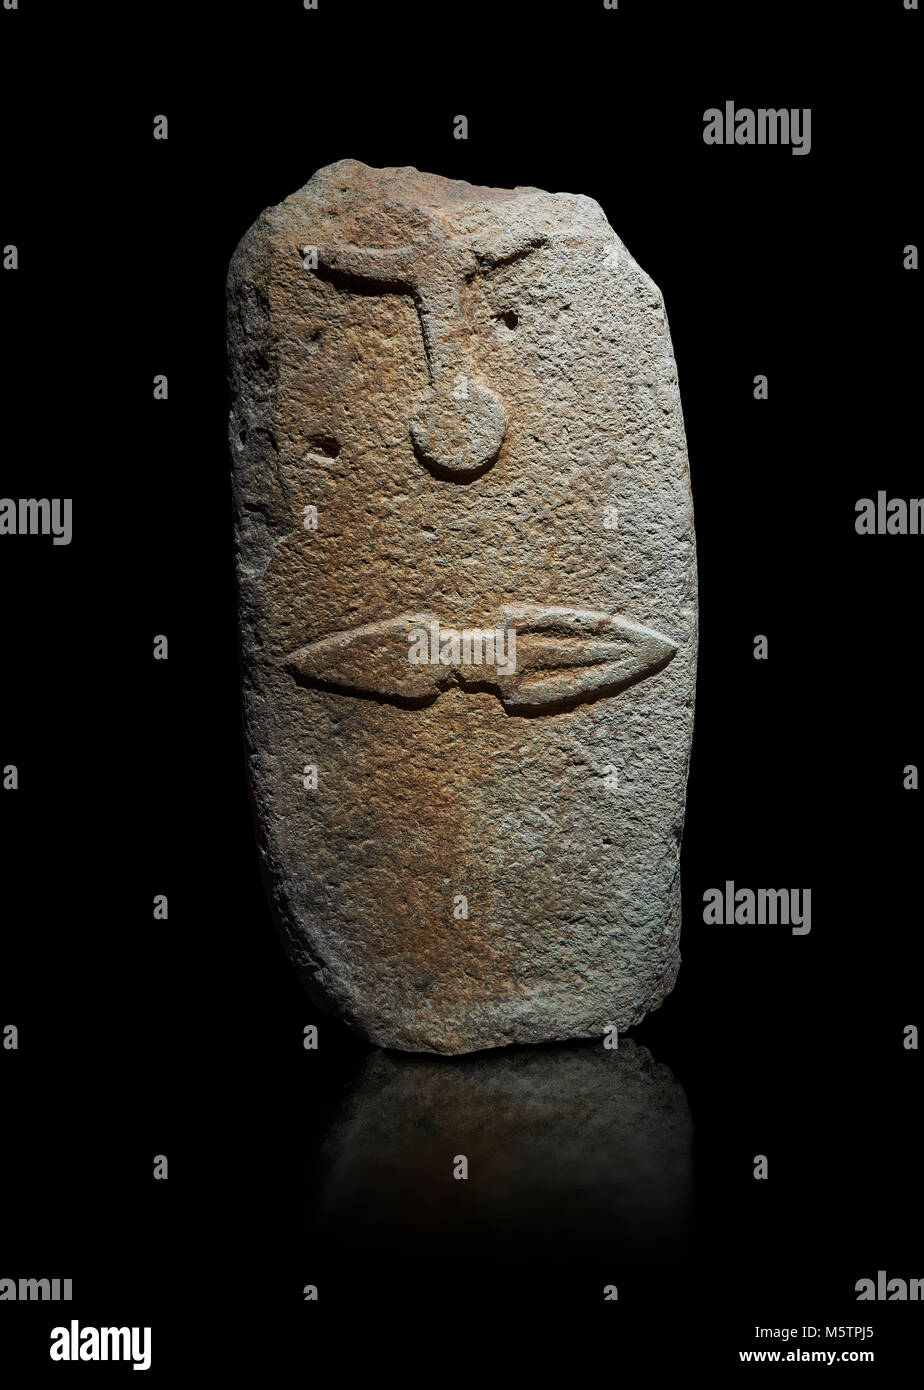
[470,235,549,272]
[314,258,414,299]
[316,241,422,293]
[315,231,549,295]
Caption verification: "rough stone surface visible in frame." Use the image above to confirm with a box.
[228,159,697,1055]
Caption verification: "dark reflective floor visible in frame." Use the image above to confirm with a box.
[313,1038,691,1266]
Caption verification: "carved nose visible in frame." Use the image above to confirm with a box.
[409,377,506,475]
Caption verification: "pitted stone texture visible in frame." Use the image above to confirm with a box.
[228,160,697,1055]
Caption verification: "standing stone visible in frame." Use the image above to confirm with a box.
[228,160,696,1055]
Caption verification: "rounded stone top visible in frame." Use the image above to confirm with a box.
[271,157,613,248]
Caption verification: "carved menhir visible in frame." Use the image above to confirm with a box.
[228,160,697,1055]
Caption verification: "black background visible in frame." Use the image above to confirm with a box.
[1,0,920,1376]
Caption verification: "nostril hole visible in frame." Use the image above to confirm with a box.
[496,309,519,330]
[307,434,340,459]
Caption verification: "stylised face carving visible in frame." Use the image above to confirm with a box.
[229,160,697,1054]
[318,200,547,477]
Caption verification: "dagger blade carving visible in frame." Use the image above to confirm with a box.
[285,604,677,712]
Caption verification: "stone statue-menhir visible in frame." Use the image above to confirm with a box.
[227,160,696,1055]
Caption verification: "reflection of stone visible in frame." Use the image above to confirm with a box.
[317,1040,691,1255]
